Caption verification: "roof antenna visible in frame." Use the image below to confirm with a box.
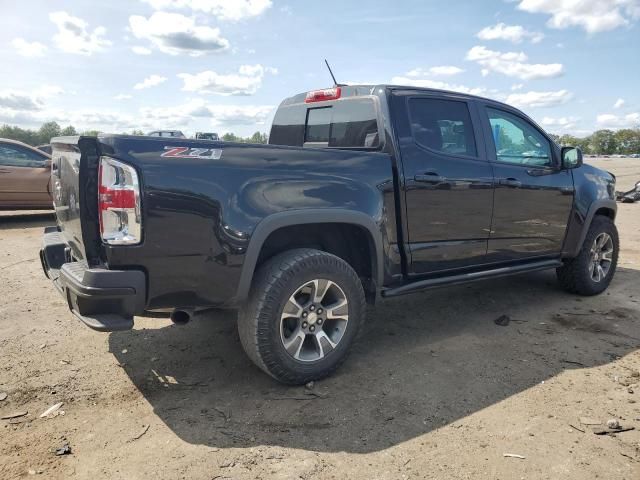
[324,59,342,87]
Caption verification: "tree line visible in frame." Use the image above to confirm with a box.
[0,122,269,146]
[1,121,639,154]
[550,129,640,155]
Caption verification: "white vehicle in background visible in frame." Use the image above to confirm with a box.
[147,130,186,138]
[195,132,220,141]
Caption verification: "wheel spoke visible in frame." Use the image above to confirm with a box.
[316,330,337,349]
[596,264,605,282]
[312,279,331,304]
[282,296,304,319]
[283,330,305,359]
[590,261,597,280]
[325,298,348,320]
[602,250,613,261]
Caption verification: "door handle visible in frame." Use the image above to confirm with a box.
[499,178,522,188]
[414,171,446,184]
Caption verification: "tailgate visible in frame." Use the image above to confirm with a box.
[50,136,102,264]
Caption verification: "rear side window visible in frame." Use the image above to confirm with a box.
[408,98,477,157]
[270,97,380,148]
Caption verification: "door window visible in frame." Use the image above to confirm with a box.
[0,144,47,167]
[408,98,477,157]
[486,108,552,167]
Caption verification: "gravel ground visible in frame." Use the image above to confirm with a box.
[1,157,639,479]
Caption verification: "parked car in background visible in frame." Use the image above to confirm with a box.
[0,138,52,210]
[147,130,186,138]
[36,144,52,155]
[195,132,220,141]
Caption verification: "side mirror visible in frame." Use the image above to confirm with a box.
[561,146,583,169]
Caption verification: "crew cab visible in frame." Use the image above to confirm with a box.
[41,85,618,384]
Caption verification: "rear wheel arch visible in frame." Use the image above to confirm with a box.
[235,210,384,303]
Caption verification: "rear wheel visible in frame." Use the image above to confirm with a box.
[238,248,366,384]
[556,216,619,296]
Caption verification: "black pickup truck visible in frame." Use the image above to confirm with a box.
[41,85,618,384]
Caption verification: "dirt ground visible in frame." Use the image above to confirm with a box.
[1,157,639,480]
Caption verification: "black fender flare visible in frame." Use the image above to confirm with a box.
[234,209,384,302]
[567,199,617,258]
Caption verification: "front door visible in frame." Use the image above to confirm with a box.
[0,143,51,208]
[392,92,494,275]
[480,105,574,261]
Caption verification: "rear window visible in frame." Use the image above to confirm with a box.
[270,97,380,149]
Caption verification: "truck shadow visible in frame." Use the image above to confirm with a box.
[109,267,640,454]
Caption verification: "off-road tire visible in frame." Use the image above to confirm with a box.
[556,215,619,296]
[238,248,366,384]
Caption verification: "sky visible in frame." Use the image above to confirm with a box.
[0,0,639,137]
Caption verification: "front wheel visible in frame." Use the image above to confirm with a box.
[238,248,366,384]
[556,216,619,296]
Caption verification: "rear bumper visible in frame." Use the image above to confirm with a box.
[40,227,146,332]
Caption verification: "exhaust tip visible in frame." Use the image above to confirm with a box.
[170,309,192,325]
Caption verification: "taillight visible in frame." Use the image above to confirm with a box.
[98,156,141,245]
[305,87,341,103]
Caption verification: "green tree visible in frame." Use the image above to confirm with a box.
[130,129,145,136]
[0,124,38,145]
[37,121,62,144]
[613,129,640,155]
[222,132,240,142]
[249,131,268,144]
[589,130,616,155]
[82,130,101,137]
[60,125,78,136]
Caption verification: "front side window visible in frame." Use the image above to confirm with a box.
[486,108,552,167]
[408,98,477,157]
[0,144,46,167]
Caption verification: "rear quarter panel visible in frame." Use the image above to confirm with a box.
[97,137,395,309]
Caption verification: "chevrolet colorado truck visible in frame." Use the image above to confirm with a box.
[41,85,619,384]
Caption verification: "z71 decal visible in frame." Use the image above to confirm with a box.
[161,146,223,160]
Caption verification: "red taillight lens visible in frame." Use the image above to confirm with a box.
[305,87,341,103]
[98,157,141,245]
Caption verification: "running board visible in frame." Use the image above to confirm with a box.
[381,259,562,298]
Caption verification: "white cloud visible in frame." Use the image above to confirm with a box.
[0,86,64,112]
[391,76,488,96]
[613,98,625,109]
[129,12,230,56]
[477,22,544,43]
[140,0,272,21]
[131,46,152,55]
[49,11,111,55]
[139,99,275,126]
[540,116,580,130]
[596,112,640,128]
[505,89,573,108]
[134,74,167,90]
[466,45,563,80]
[179,64,277,95]
[114,94,133,100]
[406,66,464,77]
[0,92,42,111]
[518,0,640,33]
[11,38,47,57]
[511,83,524,90]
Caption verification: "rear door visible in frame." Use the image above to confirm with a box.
[391,91,494,275]
[0,142,51,207]
[479,104,574,261]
